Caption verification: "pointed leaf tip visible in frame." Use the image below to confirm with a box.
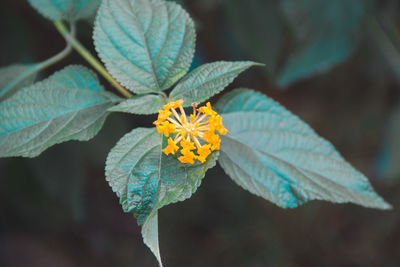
[217,88,391,210]
[170,61,259,106]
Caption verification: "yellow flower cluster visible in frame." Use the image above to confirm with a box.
[154,99,228,164]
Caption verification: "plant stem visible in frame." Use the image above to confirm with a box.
[0,25,75,100]
[54,21,133,98]
[40,24,75,68]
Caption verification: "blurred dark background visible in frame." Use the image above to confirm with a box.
[1,0,400,266]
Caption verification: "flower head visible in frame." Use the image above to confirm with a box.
[154,100,228,164]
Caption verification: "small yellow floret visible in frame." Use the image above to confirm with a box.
[162,138,179,155]
[154,109,172,126]
[197,144,212,163]
[199,102,217,116]
[163,102,174,111]
[208,115,229,135]
[180,139,196,152]
[178,150,196,164]
[202,130,218,142]
[157,121,176,137]
[172,99,184,108]
[203,132,221,151]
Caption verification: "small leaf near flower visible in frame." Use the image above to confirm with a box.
[154,100,228,164]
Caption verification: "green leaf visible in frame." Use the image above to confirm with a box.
[93,0,196,94]
[105,128,161,223]
[156,145,219,209]
[108,94,166,115]
[105,127,218,223]
[215,88,274,113]
[218,89,391,210]
[28,0,101,21]
[0,64,37,102]
[105,127,218,266]
[278,0,370,86]
[0,65,121,158]
[169,61,260,106]
[142,211,162,267]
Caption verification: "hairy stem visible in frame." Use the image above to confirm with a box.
[0,25,75,100]
[54,21,133,98]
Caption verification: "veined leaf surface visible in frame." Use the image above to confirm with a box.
[28,0,101,21]
[108,94,166,115]
[94,0,196,94]
[0,65,120,158]
[0,64,37,102]
[218,89,391,210]
[105,127,218,266]
[170,61,260,106]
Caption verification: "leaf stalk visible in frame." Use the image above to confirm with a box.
[0,24,75,100]
[54,20,133,98]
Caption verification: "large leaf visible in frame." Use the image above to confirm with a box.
[142,211,162,267]
[108,94,166,115]
[215,88,275,113]
[28,0,101,21]
[0,65,120,158]
[278,0,370,86]
[218,89,391,209]
[105,127,218,266]
[105,127,218,222]
[94,0,196,94]
[169,61,259,106]
[0,64,37,102]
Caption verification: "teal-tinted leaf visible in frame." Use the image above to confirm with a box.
[156,148,219,209]
[142,211,162,267]
[105,127,218,223]
[218,89,391,209]
[0,65,120,158]
[278,0,370,86]
[28,0,101,21]
[224,0,286,75]
[105,128,161,223]
[169,61,260,106]
[278,36,353,87]
[215,88,277,113]
[94,0,196,94]
[108,94,166,115]
[0,64,37,102]
[105,127,218,266]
